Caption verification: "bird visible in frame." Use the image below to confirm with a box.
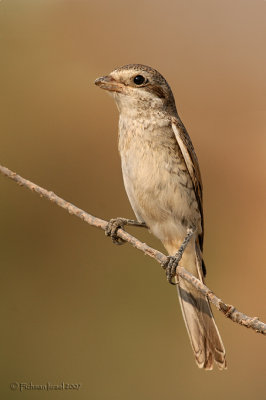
[95,64,226,370]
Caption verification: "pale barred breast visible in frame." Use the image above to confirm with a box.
[118,115,201,239]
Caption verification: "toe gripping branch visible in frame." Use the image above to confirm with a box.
[162,227,195,285]
[105,217,147,245]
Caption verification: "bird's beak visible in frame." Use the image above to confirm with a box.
[94,75,123,93]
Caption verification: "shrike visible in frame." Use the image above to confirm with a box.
[95,64,226,370]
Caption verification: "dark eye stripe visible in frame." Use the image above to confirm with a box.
[147,85,166,99]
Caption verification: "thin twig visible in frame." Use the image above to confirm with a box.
[0,164,265,335]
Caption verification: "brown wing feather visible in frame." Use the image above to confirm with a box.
[171,117,204,253]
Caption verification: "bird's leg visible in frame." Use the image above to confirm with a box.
[163,227,195,285]
[105,218,147,245]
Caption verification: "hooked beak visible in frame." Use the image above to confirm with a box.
[94,75,123,93]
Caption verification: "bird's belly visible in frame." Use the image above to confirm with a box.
[121,147,201,244]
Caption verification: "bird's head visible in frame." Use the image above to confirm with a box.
[95,64,177,117]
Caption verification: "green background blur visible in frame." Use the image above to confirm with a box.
[1,0,265,399]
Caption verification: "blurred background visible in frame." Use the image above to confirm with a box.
[0,0,265,398]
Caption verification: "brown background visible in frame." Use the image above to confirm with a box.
[1,0,265,399]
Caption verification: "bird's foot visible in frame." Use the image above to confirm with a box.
[163,256,180,285]
[162,227,196,285]
[105,218,147,245]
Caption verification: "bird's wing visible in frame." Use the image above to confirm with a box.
[171,117,204,252]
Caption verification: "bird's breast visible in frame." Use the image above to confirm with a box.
[118,115,201,242]
[118,115,187,187]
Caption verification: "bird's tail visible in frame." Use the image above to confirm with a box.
[165,240,226,370]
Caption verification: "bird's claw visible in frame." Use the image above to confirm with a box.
[105,217,147,245]
[163,256,180,285]
[162,227,196,285]
[105,218,128,245]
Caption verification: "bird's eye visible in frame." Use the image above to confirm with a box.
[133,75,145,85]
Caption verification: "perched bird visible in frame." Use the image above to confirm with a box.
[95,64,226,370]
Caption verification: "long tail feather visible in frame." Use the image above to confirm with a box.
[166,239,226,370]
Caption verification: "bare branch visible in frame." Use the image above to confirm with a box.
[0,164,265,335]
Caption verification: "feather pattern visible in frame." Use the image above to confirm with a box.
[171,117,204,252]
